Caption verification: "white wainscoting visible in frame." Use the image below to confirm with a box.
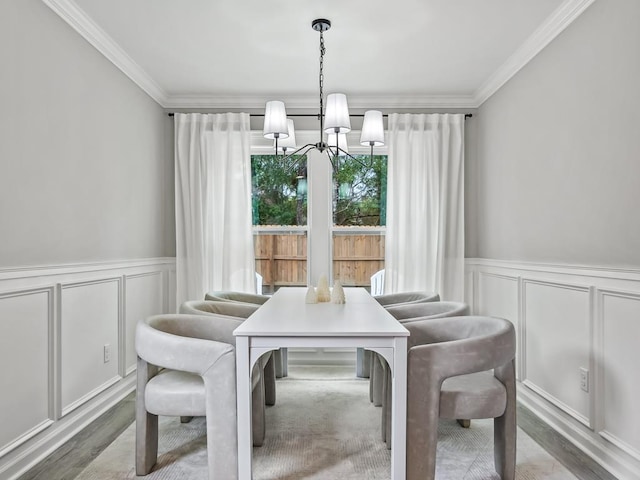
[466,258,640,480]
[0,258,175,480]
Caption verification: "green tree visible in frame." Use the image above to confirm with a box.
[333,155,387,226]
[251,155,307,226]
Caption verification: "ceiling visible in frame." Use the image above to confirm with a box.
[44,0,594,109]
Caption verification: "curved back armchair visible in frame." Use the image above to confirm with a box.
[180,300,259,318]
[203,291,288,379]
[385,301,470,323]
[204,291,269,305]
[405,316,516,480]
[357,291,440,378]
[376,302,470,448]
[180,299,276,410]
[373,291,440,307]
[136,314,240,479]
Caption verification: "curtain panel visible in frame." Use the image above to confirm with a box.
[174,113,255,308]
[385,113,465,301]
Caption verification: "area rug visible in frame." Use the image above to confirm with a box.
[76,366,577,479]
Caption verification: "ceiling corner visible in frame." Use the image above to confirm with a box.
[473,0,597,107]
[41,0,169,107]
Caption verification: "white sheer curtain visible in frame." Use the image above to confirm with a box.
[174,113,255,308]
[385,113,465,301]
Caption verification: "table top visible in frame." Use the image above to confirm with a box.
[233,287,409,337]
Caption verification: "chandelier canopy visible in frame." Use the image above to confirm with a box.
[262,18,385,166]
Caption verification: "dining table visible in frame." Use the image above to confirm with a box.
[233,286,409,479]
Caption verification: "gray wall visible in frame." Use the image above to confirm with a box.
[0,0,174,267]
[473,0,640,266]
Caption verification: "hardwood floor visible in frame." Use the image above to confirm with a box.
[16,393,135,480]
[17,396,616,480]
[516,404,617,480]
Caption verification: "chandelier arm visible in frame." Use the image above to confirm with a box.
[327,146,373,169]
[278,143,316,168]
[324,149,338,171]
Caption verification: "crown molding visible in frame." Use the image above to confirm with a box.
[42,0,169,106]
[43,0,594,111]
[473,0,596,106]
[163,93,478,110]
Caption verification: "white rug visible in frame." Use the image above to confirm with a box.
[77,366,577,479]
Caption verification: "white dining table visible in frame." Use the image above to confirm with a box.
[233,287,409,479]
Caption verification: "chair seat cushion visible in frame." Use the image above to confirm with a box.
[145,370,206,417]
[145,367,263,418]
[439,371,506,419]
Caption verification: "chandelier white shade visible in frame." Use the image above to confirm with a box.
[261,18,385,166]
[360,110,385,146]
[276,119,297,152]
[324,93,351,134]
[263,100,289,140]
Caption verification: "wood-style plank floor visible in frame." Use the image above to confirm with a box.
[17,396,616,480]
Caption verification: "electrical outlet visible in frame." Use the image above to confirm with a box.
[579,367,589,392]
[103,344,111,363]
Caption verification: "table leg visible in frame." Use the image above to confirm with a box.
[235,336,253,480]
[391,336,407,480]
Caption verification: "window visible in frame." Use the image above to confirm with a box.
[332,155,387,289]
[251,155,308,293]
[333,154,387,227]
[251,154,308,226]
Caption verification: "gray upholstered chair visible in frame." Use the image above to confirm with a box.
[373,291,440,307]
[204,290,270,305]
[358,290,441,379]
[136,314,265,479]
[181,299,260,318]
[377,302,471,447]
[368,294,444,405]
[180,300,276,406]
[385,301,470,323]
[203,291,289,379]
[405,316,516,480]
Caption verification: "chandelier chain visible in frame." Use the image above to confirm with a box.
[319,31,325,136]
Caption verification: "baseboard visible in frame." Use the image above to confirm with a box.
[518,386,639,480]
[0,376,136,480]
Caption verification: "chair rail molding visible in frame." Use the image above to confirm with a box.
[466,257,640,480]
[0,257,176,480]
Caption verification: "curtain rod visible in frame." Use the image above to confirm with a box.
[167,112,473,118]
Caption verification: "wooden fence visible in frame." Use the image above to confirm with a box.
[254,231,307,293]
[332,233,385,287]
[254,230,384,293]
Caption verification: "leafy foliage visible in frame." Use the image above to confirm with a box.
[251,154,387,227]
[333,155,387,226]
[251,155,307,226]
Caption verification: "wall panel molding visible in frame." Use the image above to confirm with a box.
[0,258,175,479]
[596,289,640,462]
[59,277,121,416]
[467,258,640,480]
[0,287,54,458]
[0,257,175,281]
[123,271,164,376]
[477,272,521,379]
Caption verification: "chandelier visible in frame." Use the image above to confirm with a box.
[262,19,385,167]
